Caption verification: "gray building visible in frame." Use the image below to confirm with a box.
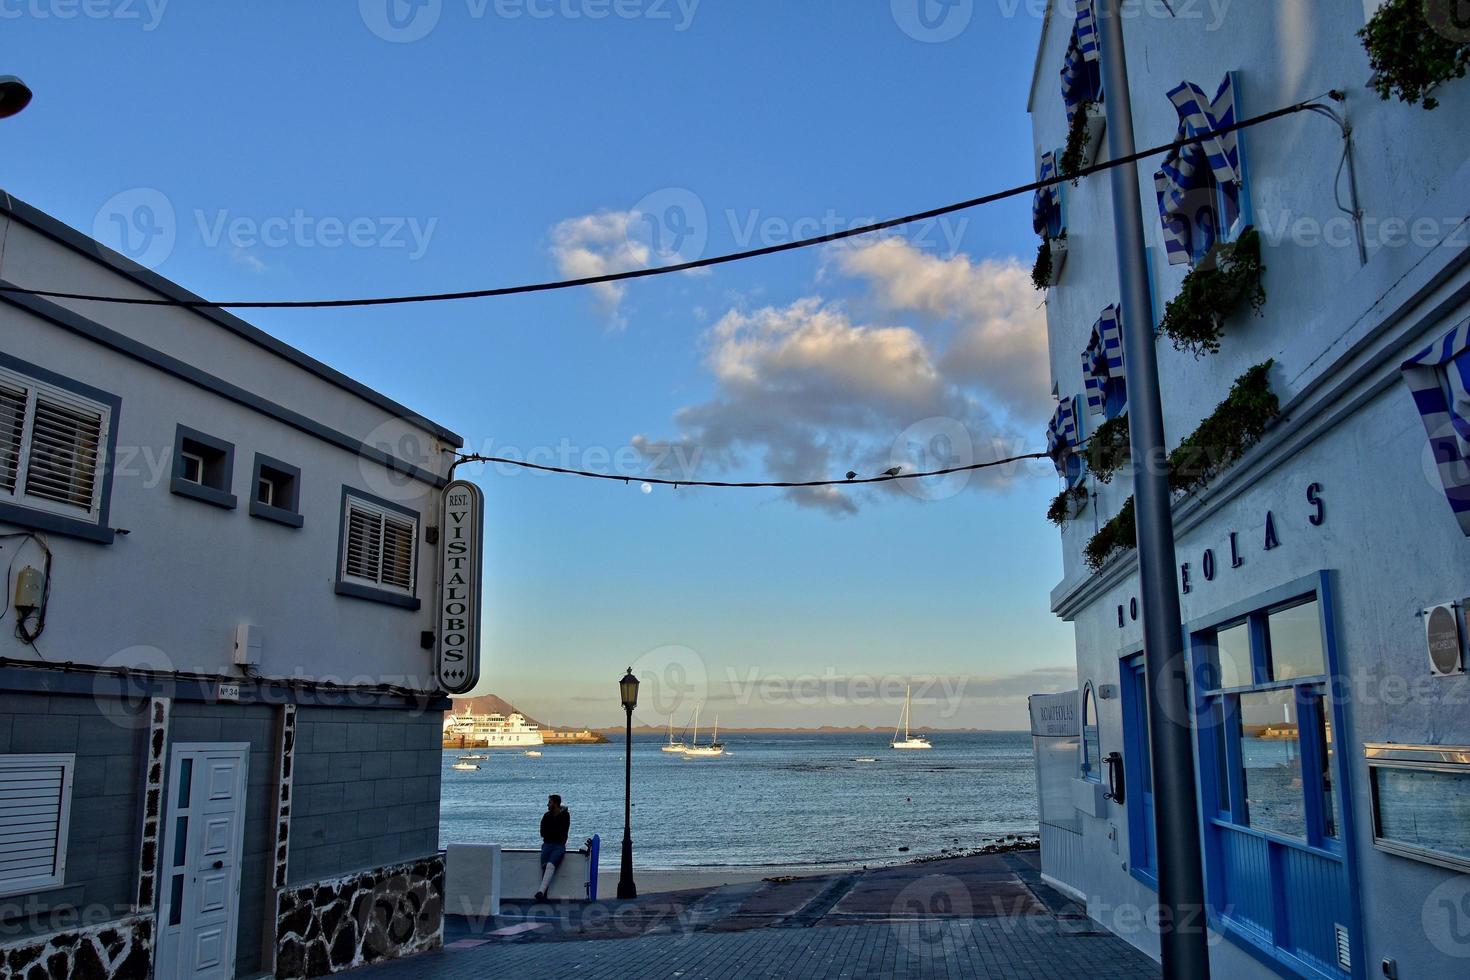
[1028,1,1470,978]
[0,194,463,978]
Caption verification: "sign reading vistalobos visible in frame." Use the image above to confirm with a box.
[437,480,484,694]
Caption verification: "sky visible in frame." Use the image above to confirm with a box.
[2,0,1078,730]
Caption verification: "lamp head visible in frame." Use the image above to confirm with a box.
[619,667,639,711]
[0,77,32,120]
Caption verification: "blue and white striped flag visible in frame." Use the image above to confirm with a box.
[1074,0,1099,62]
[1402,317,1470,535]
[1154,74,1241,265]
[1033,151,1061,237]
[1047,397,1081,477]
[1060,28,1102,122]
[1082,305,1125,415]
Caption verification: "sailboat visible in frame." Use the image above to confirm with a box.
[684,706,726,757]
[661,713,689,753]
[891,684,933,750]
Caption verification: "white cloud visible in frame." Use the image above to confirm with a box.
[549,210,652,327]
[633,239,1051,514]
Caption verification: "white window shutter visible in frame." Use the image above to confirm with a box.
[0,754,75,896]
[0,381,25,495]
[24,395,104,512]
[342,496,417,595]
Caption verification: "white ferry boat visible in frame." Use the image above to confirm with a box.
[443,710,546,749]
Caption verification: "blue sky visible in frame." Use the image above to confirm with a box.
[4,0,1077,729]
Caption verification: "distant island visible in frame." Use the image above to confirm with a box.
[450,696,1018,738]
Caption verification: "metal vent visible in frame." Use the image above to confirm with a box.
[1334,922,1351,971]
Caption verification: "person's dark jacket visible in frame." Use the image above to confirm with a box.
[541,807,571,845]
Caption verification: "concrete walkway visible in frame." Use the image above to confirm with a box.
[352,850,1160,979]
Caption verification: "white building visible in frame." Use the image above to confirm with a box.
[0,194,466,977]
[1028,2,1470,978]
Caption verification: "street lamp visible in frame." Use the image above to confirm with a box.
[617,667,639,900]
[0,76,32,120]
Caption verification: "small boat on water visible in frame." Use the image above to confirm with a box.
[661,713,689,753]
[524,750,543,757]
[452,762,480,771]
[891,684,933,750]
[854,757,877,763]
[460,754,486,761]
[685,707,726,758]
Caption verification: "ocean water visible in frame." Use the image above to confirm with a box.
[439,732,1039,869]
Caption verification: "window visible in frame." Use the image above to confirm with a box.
[1367,744,1470,873]
[1080,684,1101,782]
[0,358,119,544]
[336,489,420,610]
[249,454,302,528]
[1191,575,1353,975]
[170,425,236,509]
[0,754,75,897]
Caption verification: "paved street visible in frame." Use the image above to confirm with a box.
[351,851,1160,979]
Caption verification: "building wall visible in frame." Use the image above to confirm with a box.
[0,692,146,942]
[289,707,443,886]
[1032,1,1470,976]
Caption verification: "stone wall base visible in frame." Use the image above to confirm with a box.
[0,913,153,980]
[275,855,444,978]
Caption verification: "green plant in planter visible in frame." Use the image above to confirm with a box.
[1167,360,1279,497]
[1158,228,1266,356]
[1032,237,1053,291]
[1360,0,1470,110]
[1080,361,1279,573]
[1047,484,1088,527]
[1084,495,1135,572]
[1059,101,1094,181]
[1085,413,1131,484]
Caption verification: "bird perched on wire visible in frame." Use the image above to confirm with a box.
[882,466,902,478]
[846,471,857,481]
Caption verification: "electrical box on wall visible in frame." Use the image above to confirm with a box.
[1423,603,1464,676]
[14,566,43,610]
[233,624,262,667]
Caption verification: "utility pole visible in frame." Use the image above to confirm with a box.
[1094,2,1211,976]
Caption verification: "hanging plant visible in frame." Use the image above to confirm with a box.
[1085,414,1131,484]
[1084,496,1135,572]
[1032,237,1053,291]
[1047,484,1089,527]
[1158,229,1266,357]
[1080,361,1279,573]
[1167,360,1279,497]
[1360,0,1470,110]
[1058,100,1095,181]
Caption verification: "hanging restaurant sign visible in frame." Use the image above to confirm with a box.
[437,479,484,694]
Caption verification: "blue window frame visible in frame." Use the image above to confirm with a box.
[1190,572,1358,979]
[335,486,421,610]
[0,352,120,545]
[249,453,303,528]
[170,424,236,510]
[1119,653,1156,887]
[1079,683,1101,782]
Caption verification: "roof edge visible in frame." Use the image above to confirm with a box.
[0,190,465,449]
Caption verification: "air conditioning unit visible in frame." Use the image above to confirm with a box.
[1424,603,1463,677]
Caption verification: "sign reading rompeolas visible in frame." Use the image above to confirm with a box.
[438,480,485,694]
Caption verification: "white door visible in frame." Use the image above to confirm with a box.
[156,743,249,980]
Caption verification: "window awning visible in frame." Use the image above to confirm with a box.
[1402,317,1470,535]
[1154,74,1241,266]
[1047,397,1081,477]
[1032,151,1061,238]
[1082,304,1125,415]
[1060,6,1102,122]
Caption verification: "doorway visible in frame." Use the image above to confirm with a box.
[155,742,249,980]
